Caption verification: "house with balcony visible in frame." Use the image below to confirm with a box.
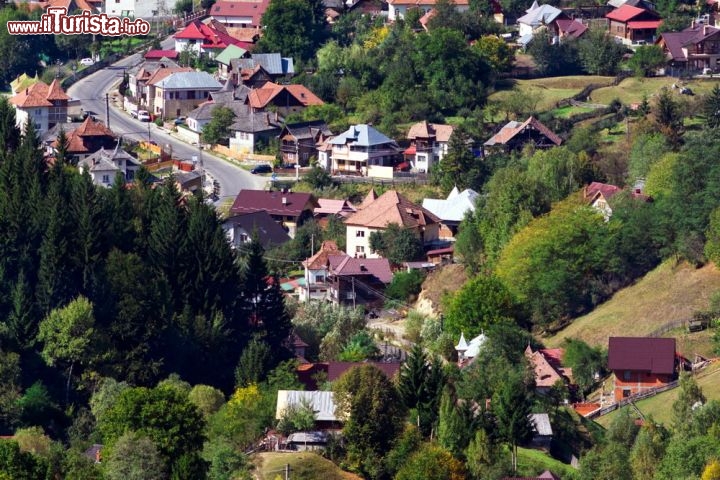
[229,189,318,238]
[9,78,69,135]
[150,71,223,119]
[606,5,662,45]
[344,190,441,259]
[404,121,454,173]
[329,124,401,175]
[279,120,334,167]
[302,240,342,302]
[658,22,720,73]
[78,147,141,187]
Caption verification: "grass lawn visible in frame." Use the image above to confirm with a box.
[595,362,720,428]
[253,452,362,480]
[517,447,579,479]
[550,105,597,118]
[591,76,720,105]
[488,76,615,112]
[543,260,720,351]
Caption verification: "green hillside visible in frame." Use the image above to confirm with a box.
[254,452,363,480]
[544,260,720,355]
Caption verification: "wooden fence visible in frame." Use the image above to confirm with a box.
[588,380,680,419]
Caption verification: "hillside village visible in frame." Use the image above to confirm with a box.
[2,0,720,479]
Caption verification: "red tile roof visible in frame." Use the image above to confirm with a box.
[608,337,676,375]
[303,240,341,269]
[144,49,179,60]
[247,82,324,109]
[175,20,251,50]
[211,0,270,27]
[230,189,317,218]
[146,67,193,86]
[10,79,69,108]
[584,181,622,202]
[606,4,646,21]
[628,20,662,29]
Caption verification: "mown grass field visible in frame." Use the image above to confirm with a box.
[591,76,720,105]
[543,260,720,353]
[488,76,615,112]
[517,447,579,479]
[595,361,720,428]
[254,452,363,480]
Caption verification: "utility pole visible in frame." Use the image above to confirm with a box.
[285,463,290,480]
[105,93,110,129]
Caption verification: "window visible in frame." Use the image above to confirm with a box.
[622,388,631,398]
[356,230,365,237]
[355,246,365,253]
[623,370,632,381]
[102,175,110,184]
[188,91,196,100]
[239,233,249,243]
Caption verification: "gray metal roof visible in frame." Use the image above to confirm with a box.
[517,4,562,27]
[329,124,398,147]
[156,71,222,90]
[530,413,553,436]
[230,54,295,76]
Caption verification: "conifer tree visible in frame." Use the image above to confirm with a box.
[0,97,20,156]
[54,128,70,167]
[6,269,36,349]
[70,171,106,292]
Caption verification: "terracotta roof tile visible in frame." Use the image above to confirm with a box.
[346,190,440,229]
[484,116,562,147]
[303,240,341,269]
[146,67,193,86]
[407,121,454,142]
[46,79,70,101]
[9,79,70,108]
[247,82,323,109]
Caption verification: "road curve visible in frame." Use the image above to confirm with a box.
[66,45,265,201]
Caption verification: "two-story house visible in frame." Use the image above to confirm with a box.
[344,190,441,259]
[608,337,677,402]
[229,53,295,86]
[78,147,141,187]
[279,120,334,167]
[329,124,401,174]
[658,23,720,73]
[127,58,183,106]
[484,116,562,154]
[302,240,342,302]
[174,20,252,58]
[10,79,70,135]
[230,189,318,238]
[52,116,117,162]
[150,71,223,119]
[215,44,250,81]
[143,66,194,112]
[606,5,662,45]
[405,121,454,173]
[246,81,323,116]
[387,0,470,22]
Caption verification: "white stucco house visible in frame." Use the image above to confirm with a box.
[9,79,69,135]
[105,0,181,18]
[78,147,141,187]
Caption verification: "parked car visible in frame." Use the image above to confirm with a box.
[174,117,187,125]
[137,110,151,122]
[250,164,273,174]
[130,110,138,119]
[80,58,95,66]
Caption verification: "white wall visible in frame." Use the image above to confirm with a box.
[229,131,256,154]
[345,225,380,258]
[15,107,49,134]
[106,0,181,18]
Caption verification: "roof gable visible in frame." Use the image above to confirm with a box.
[230,189,317,217]
[484,116,562,147]
[224,210,291,247]
[517,3,564,26]
[346,190,441,229]
[330,124,398,147]
[606,4,659,21]
[215,44,248,65]
[608,337,676,374]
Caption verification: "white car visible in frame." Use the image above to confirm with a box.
[137,110,151,122]
[79,58,95,66]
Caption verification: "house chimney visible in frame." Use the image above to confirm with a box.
[282,196,288,205]
[704,24,710,35]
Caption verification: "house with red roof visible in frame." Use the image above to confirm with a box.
[584,181,651,220]
[174,20,253,59]
[210,0,269,28]
[405,121,455,174]
[608,337,677,402]
[525,346,573,394]
[245,81,323,116]
[9,79,69,135]
[51,116,116,161]
[344,190,441,259]
[144,50,179,61]
[606,4,662,45]
[230,189,318,238]
[657,22,720,73]
[483,116,562,154]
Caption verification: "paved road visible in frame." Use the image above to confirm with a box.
[66,42,264,201]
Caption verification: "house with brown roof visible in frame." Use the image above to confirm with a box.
[606,4,662,45]
[657,22,720,73]
[302,240,341,301]
[230,189,318,238]
[525,346,573,394]
[279,120,334,167]
[584,181,651,220]
[52,116,116,161]
[344,190,441,259]
[404,121,455,173]
[297,361,402,389]
[246,81,323,116]
[483,116,562,154]
[608,337,677,402]
[127,60,184,107]
[10,79,70,135]
[314,199,357,224]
